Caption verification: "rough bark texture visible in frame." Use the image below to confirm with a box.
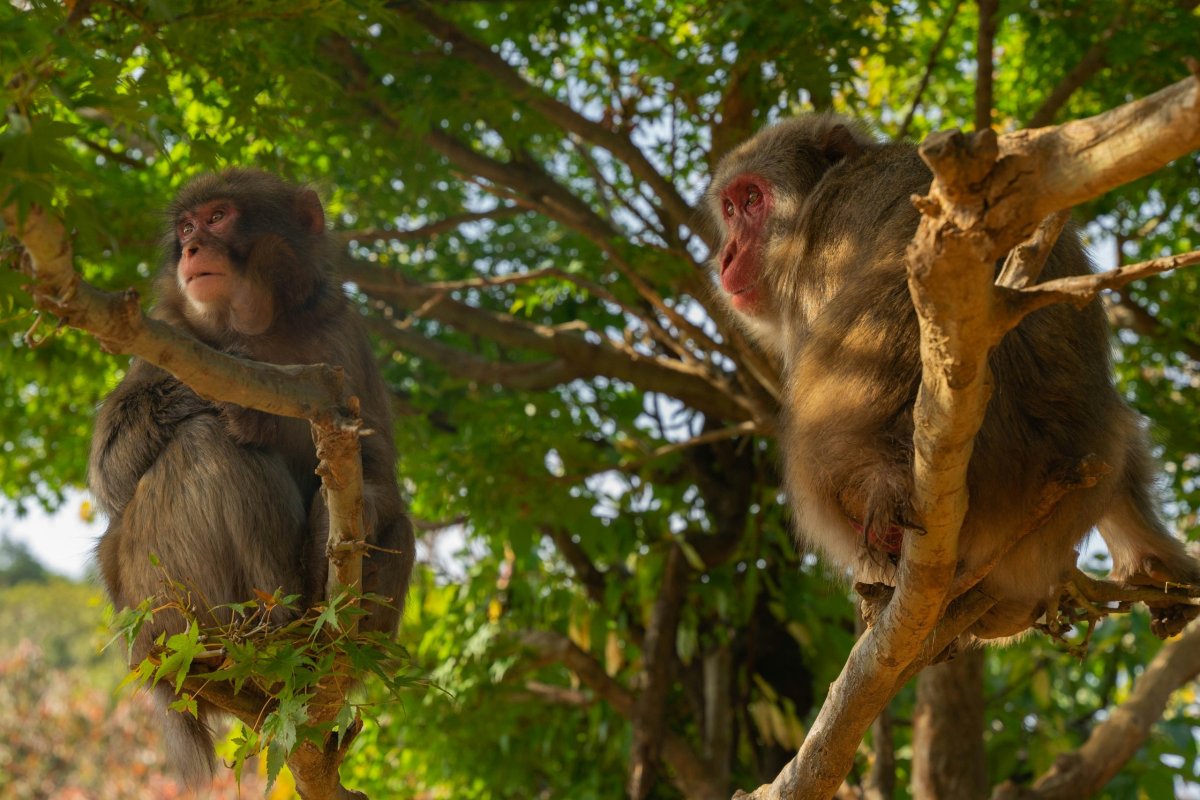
[912,650,988,800]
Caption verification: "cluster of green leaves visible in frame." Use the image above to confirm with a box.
[109,575,417,790]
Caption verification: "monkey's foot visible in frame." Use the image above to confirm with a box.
[1112,553,1200,592]
[1058,568,1200,641]
[1148,603,1200,638]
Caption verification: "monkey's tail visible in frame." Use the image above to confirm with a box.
[1096,437,1200,587]
[155,683,217,786]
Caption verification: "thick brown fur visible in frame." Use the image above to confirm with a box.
[90,169,414,783]
[707,114,1199,641]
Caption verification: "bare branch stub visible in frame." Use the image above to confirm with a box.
[313,400,369,612]
[996,208,1072,289]
[917,126,999,209]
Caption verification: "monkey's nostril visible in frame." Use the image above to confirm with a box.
[721,242,738,273]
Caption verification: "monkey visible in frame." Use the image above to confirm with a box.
[706,114,1200,641]
[89,169,415,783]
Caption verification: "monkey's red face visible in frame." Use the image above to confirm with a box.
[716,174,772,316]
[177,200,239,306]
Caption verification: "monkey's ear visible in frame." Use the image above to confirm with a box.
[821,124,863,164]
[296,189,326,235]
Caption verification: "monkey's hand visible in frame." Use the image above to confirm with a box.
[846,465,921,557]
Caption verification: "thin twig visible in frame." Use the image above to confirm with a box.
[898,0,964,139]
[1003,249,1200,326]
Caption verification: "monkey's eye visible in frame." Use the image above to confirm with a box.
[181,221,195,236]
[724,199,735,217]
[746,187,761,207]
[208,209,225,224]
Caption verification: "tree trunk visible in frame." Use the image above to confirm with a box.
[912,649,988,800]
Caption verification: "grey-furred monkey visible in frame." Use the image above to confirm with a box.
[706,114,1199,640]
[89,169,415,783]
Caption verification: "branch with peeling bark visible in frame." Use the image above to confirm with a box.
[738,67,1200,800]
[1,201,372,799]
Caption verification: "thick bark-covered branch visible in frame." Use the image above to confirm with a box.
[912,650,987,799]
[987,70,1200,236]
[974,0,999,132]
[996,209,1071,289]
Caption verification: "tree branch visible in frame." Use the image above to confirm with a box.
[992,617,1200,799]
[996,209,1072,289]
[425,129,620,253]
[365,312,579,391]
[1026,6,1131,129]
[396,3,698,242]
[1105,292,1200,364]
[1003,249,1200,325]
[974,0,999,132]
[519,630,724,800]
[543,526,616,608]
[3,206,345,420]
[341,206,521,243]
[629,544,690,800]
[344,260,758,423]
[898,0,963,140]
[991,68,1200,232]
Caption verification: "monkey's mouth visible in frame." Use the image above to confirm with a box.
[729,283,763,314]
[180,264,230,302]
[181,262,229,286]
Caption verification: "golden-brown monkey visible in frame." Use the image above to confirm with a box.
[707,115,1198,639]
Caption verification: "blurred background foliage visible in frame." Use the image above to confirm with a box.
[1,1,1199,798]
